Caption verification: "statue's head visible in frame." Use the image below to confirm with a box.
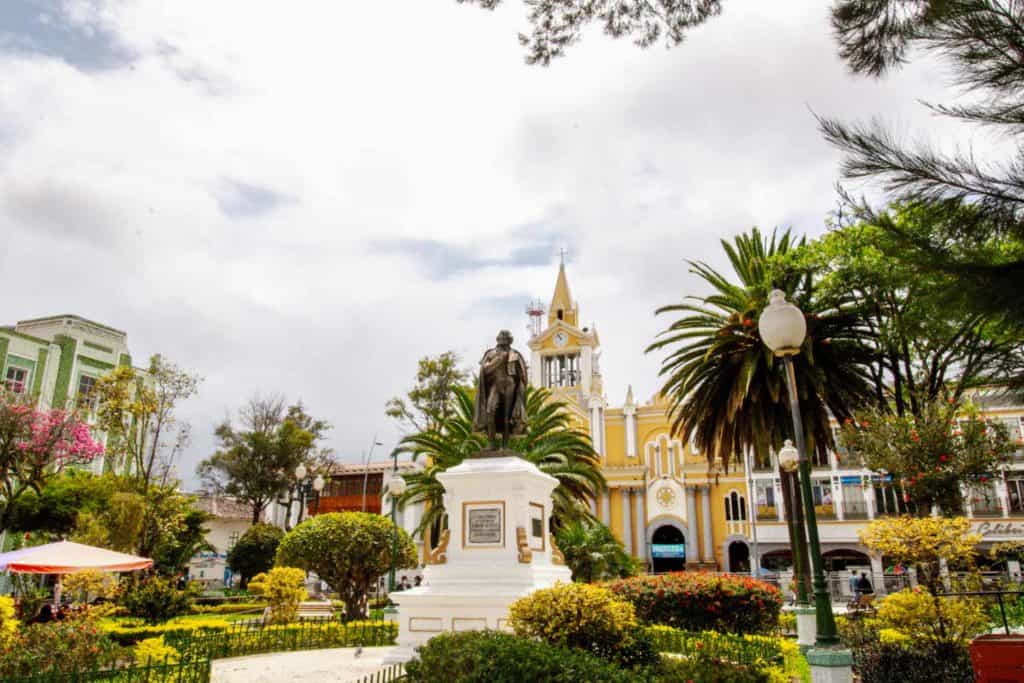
[496,329,513,347]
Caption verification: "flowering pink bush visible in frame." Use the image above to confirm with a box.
[1,388,103,526]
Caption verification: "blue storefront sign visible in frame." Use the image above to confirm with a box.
[651,543,686,559]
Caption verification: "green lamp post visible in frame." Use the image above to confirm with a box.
[760,290,840,648]
[385,450,407,594]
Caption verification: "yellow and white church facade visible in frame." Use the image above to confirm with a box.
[529,263,752,573]
[528,263,1024,580]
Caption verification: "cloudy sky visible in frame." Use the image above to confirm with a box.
[0,0,967,483]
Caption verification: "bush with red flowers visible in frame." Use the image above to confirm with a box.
[607,572,782,635]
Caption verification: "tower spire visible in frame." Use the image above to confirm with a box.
[548,259,577,327]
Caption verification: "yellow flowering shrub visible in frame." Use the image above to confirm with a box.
[509,583,655,667]
[878,628,912,647]
[859,517,980,593]
[509,582,637,646]
[0,596,18,646]
[876,588,988,646]
[133,636,180,665]
[63,570,121,603]
[259,567,307,625]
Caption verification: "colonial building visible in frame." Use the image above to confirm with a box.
[0,314,139,475]
[185,493,254,590]
[529,263,1024,587]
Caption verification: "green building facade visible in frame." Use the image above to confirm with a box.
[1,314,134,475]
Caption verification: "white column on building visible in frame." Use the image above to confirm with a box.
[530,348,543,387]
[601,490,611,526]
[622,489,633,556]
[589,495,598,516]
[997,478,1011,518]
[700,485,714,563]
[581,346,593,395]
[633,487,646,562]
[870,554,886,596]
[624,386,637,458]
[685,486,698,564]
[834,476,845,521]
[864,478,877,519]
[590,402,603,457]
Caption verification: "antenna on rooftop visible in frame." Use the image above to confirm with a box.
[526,299,546,338]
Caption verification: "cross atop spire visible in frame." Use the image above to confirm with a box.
[559,248,568,266]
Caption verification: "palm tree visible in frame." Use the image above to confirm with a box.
[398,385,605,539]
[646,227,875,588]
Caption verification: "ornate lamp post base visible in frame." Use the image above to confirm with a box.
[794,605,817,653]
[806,647,854,683]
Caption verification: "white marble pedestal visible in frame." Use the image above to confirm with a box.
[384,456,572,663]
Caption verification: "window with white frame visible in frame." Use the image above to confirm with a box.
[4,366,29,394]
[754,480,776,518]
[77,374,98,410]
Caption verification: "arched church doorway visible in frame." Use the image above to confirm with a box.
[651,524,686,573]
[727,541,750,573]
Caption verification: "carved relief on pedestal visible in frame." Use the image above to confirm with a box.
[516,526,533,563]
[549,534,565,565]
[428,529,450,564]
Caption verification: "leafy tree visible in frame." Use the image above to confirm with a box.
[198,396,332,524]
[94,355,200,492]
[790,213,1024,415]
[554,520,637,583]
[821,0,1024,329]
[841,397,1015,515]
[0,388,103,533]
[398,385,605,537]
[227,522,284,587]
[457,0,722,65]
[6,470,117,536]
[275,512,417,619]
[386,351,470,432]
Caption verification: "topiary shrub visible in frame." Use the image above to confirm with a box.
[607,572,782,635]
[227,523,284,588]
[403,630,638,683]
[508,582,656,668]
[247,567,307,624]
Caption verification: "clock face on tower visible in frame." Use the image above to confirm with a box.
[553,331,569,347]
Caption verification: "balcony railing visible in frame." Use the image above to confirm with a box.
[756,504,778,520]
[814,503,837,520]
[842,501,870,520]
[972,499,1003,518]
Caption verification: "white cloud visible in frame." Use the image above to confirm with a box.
[0,0,975,481]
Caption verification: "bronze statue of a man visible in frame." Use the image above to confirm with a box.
[473,330,529,450]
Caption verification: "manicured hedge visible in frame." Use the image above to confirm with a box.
[101,616,235,646]
[166,619,396,660]
[191,602,266,615]
[404,630,639,683]
[608,572,782,635]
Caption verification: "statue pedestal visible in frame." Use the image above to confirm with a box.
[384,456,572,663]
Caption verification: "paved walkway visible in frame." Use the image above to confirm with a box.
[210,647,400,683]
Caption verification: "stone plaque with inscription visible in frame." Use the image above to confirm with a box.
[467,507,503,544]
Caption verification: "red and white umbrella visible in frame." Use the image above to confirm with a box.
[0,541,153,605]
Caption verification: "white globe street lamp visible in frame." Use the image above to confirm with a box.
[760,290,807,356]
[294,463,308,481]
[778,439,799,472]
[760,289,842,651]
[387,474,408,498]
[313,474,325,493]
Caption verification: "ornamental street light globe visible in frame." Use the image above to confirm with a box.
[778,439,800,472]
[294,463,308,481]
[387,474,407,497]
[760,290,807,357]
[312,474,325,492]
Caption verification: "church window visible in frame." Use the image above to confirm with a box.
[557,310,564,320]
[724,491,747,521]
